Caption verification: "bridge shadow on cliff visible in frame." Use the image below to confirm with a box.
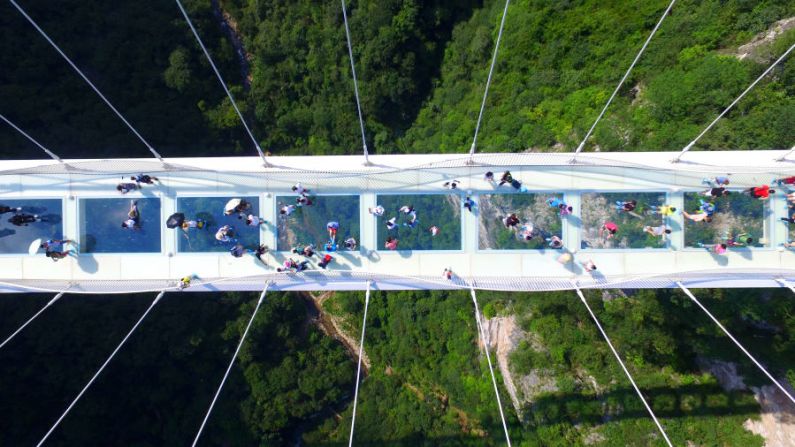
[307,381,784,446]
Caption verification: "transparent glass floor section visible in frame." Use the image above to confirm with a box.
[376,194,461,250]
[479,193,562,250]
[79,198,161,253]
[176,196,261,252]
[581,192,668,249]
[0,199,63,254]
[276,195,360,251]
[683,192,765,248]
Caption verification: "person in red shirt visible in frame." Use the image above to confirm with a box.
[318,254,334,269]
[746,185,775,200]
[599,221,618,240]
[773,176,795,187]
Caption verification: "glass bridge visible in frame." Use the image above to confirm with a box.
[0,151,794,293]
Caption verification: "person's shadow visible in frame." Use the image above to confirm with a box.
[76,253,99,273]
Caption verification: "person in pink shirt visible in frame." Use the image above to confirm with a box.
[385,237,399,250]
[698,243,727,254]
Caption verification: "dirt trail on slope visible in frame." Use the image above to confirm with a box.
[302,291,370,372]
[213,0,253,90]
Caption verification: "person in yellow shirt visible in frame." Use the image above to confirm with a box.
[647,204,677,216]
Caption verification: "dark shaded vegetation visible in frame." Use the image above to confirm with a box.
[0,292,353,446]
[0,0,250,159]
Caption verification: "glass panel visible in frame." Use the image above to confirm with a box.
[683,191,765,248]
[0,199,63,254]
[376,194,461,250]
[80,198,161,253]
[176,196,261,252]
[479,193,563,250]
[276,195,359,251]
[581,192,669,249]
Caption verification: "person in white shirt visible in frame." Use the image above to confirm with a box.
[280,204,296,216]
[292,183,309,195]
[246,215,265,226]
[121,200,140,230]
[643,225,671,239]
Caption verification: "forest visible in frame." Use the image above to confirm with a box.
[1,0,795,445]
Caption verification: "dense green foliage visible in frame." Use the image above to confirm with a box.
[314,290,517,445]
[493,288,795,446]
[222,0,480,154]
[403,0,795,153]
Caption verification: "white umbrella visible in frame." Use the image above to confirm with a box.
[224,198,242,214]
[29,238,43,255]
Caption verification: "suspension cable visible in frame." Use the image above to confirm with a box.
[340,0,369,164]
[775,144,795,162]
[192,284,269,447]
[0,291,66,350]
[348,280,371,447]
[574,285,673,446]
[469,0,510,162]
[470,287,512,447]
[0,113,62,162]
[8,0,163,161]
[674,41,795,162]
[175,0,267,165]
[677,282,795,405]
[776,278,795,295]
[573,0,676,159]
[36,290,165,446]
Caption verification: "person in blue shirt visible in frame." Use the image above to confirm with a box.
[463,196,475,213]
